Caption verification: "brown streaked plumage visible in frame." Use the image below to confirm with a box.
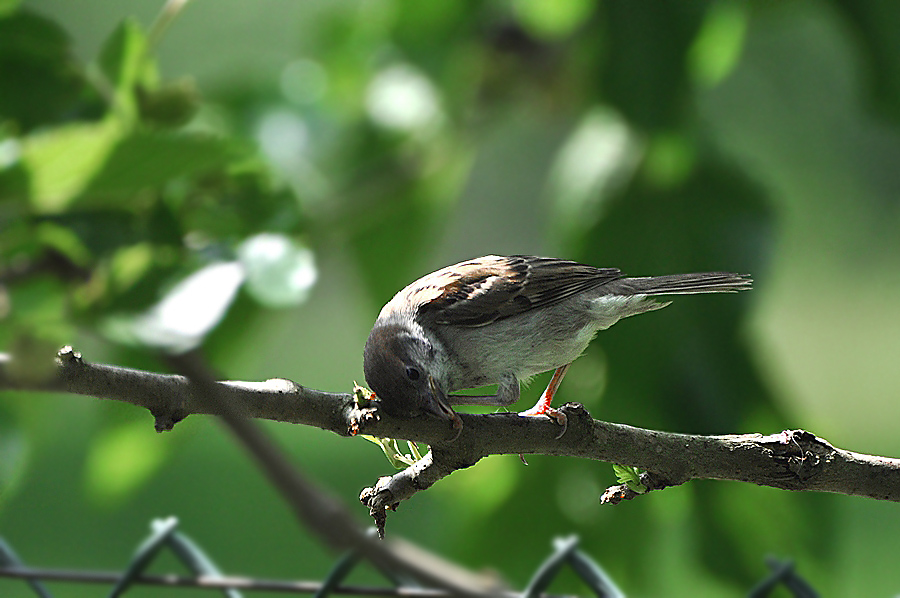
[364,255,751,432]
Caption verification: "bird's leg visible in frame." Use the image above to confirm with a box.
[447,374,520,407]
[518,363,570,426]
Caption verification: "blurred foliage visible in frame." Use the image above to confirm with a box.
[2,0,900,596]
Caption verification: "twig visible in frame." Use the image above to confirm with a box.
[146,0,194,54]
[3,348,900,538]
[159,350,502,597]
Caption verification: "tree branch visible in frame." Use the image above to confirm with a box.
[3,347,899,538]
[157,350,501,596]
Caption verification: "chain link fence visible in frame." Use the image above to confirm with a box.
[0,517,817,597]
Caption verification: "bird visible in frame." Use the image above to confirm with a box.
[363,255,751,432]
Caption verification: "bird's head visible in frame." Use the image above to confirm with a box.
[363,322,459,427]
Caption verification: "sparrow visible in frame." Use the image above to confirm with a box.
[363,255,751,431]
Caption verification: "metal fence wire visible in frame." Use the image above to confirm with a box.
[0,517,818,597]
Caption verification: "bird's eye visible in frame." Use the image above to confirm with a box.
[405,366,421,381]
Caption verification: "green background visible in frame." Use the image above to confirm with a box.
[2,0,900,596]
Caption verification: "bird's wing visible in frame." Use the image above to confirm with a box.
[399,255,622,327]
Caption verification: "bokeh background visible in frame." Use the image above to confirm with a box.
[2,0,900,596]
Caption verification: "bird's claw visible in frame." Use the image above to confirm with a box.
[447,413,463,442]
[518,405,568,439]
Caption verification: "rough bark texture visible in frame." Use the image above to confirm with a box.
[3,347,899,539]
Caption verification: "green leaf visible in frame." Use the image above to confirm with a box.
[359,434,418,469]
[138,78,200,127]
[512,0,595,40]
[642,131,697,189]
[35,219,92,266]
[0,10,89,131]
[21,118,123,211]
[98,18,150,120]
[353,383,375,407]
[20,116,237,211]
[407,440,422,461]
[612,464,647,494]
[688,1,748,88]
[0,0,21,17]
[83,131,240,199]
[36,210,145,258]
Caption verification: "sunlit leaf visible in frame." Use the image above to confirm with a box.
[688,1,748,88]
[237,233,316,308]
[84,420,168,504]
[407,440,422,461]
[365,64,443,134]
[35,220,92,266]
[112,261,245,353]
[547,108,642,244]
[0,0,21,17]
[512,0,595,40]
[612,464,647,494]
[109,243,155,293]
[21,119,122,211]
[22,123,239,210]
[84,131,240,199]
[441,455,519,517]
[359,435,417,469]
[642,131,696,189]
[98,17,149,120]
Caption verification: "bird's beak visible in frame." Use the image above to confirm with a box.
[423,376,462,430]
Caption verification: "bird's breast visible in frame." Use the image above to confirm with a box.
[432,302,599,391]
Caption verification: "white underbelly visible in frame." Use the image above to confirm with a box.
[437,293,662,391]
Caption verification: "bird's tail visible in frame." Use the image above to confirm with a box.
[614,272,752,296]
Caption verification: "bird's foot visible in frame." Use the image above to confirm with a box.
[516,364,570,438]
[518,404,568,438]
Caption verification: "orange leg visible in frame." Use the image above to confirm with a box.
[518,363,570,426]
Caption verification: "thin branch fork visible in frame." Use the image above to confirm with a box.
[3,347,900,538]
